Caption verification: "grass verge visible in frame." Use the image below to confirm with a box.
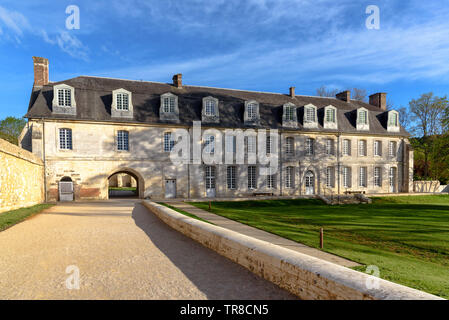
[0,204,54,232]
[158,203,213,224]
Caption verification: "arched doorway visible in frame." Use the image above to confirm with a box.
[107,168,144,199]
[59,176,74,201]
[305,171,315,195]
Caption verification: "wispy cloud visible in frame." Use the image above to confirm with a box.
[42,30,89,61]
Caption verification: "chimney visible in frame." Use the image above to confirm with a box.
[336,90,350,102]
[172,73,182,88]
[289,87,295,98]
[33,56,49,87]
[369,92,387,110]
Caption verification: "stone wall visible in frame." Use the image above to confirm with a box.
[142,201,442,300]
[0,138,44,213]
[413,180,441,193]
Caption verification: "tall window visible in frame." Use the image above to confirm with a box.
[59,128,72,150]
[306,138,314,156]
[205,100,216,116]
[227,166,236,190]
[285,106,295,121]
[358,110,368,124]
[164,132,175,152]
[343,167,351,188]
[389,141,397,157]
[267,168,276,189]
[285,167,294,188]
[205,166,216,189]
[285,137,294,155]
[374,140,382,156]
[248,166,257,189]
[266,136,273,155]
[326,139,334,155]
[326,108,336,123]
[358,140,367,156]
[58,89,72,107]
[117,130,129,151]
[163,96,175,113]
[343,139,351,156]
[374,167,382,187]
[117,93,129,110]
[247,136,256,154]
[389,113,398,126]
[359,167,367,187]
[305,107,316,122]
[326,167,335,188]
[225,135,236,154]
[247,103,257,120]
[205,135,215,154]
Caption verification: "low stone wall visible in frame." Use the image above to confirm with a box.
[142,200,442,300]
[0,138,44,213]
[414,181,441,193]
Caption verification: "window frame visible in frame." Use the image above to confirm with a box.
[117,130,129,151]
[248,166,257,189]
[59,128,73,150]
[227,166,237,190]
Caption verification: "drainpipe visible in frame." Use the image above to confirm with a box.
[42,118,47,203]
[337,132,341,199]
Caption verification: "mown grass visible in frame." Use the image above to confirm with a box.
[190,195,449,298]
[159,203,213,224]
[0,204,54,232]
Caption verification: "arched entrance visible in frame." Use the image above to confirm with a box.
[305,171,315,195]
[59,176,74,201]
[107,168,144,199]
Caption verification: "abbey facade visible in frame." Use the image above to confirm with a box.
[20,57,413,201]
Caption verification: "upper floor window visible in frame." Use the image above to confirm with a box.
[387,110,400,132]
[374,140,382,156]
[116,93,129,110]
[285,137,294,155]
[285,106,295,121]
[303,104,318,129]
[306,138,314,156]
[160,93,179,122]
[326,139,335,155]
[247,136,257,154]
[112,88,133,118]
[163,96,176,113]
[324,105,338,129]
[164,132,175,152]
[247,103,257,120]
[204,135,215,154]
[343,139,351,156]
[282,103,298,128]
[117,130,129,151]
[389,141,397,157]
[205,100,216,116]
[358,140,367,156]
[356,108,369,131]
[58,88,72,107]
[266,136,273,155]
[59,128,72,150]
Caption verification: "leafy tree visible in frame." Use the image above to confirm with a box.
[0,116,27,145]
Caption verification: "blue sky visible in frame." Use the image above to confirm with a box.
[1,0,449,119]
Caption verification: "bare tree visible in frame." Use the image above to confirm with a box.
[316,86,338,97]
[351,88,367,102]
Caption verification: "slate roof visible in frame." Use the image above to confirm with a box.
[25,76,409,136]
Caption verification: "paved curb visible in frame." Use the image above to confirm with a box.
[142,200,443,300]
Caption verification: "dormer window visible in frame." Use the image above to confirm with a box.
[282,103,298,128]
[112,88,133,118]
[387,110,400,132]
[303,104,318,129]
[202,96,220,123]
[356,108,369,131]
[244,100,260,125]
[324,105,338,129]
[160,93,179,122]
[116,93,129,110]
[52,84,76,115]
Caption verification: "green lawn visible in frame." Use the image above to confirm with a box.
[190,195,449,298]
[108,187,137,192]
[0,204,54,232]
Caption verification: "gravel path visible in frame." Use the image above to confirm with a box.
[0,199,296,300]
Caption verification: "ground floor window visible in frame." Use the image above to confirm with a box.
[343,167,351,188]
[359,167,367,187]
[267,168,276,189]
[205,166,216,189]
[227,166,236,189]
[248,166,257,189]
[326,166,335,188]
[285,166,294,188]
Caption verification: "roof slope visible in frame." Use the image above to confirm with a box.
[25,76,409,136]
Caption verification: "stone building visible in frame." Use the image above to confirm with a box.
[20,57,413,201]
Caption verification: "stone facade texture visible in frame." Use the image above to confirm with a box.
[0,138,44,213]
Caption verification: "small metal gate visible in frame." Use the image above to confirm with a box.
[59,181,74,201]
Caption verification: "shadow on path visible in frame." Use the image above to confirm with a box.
[132,203,296,300]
